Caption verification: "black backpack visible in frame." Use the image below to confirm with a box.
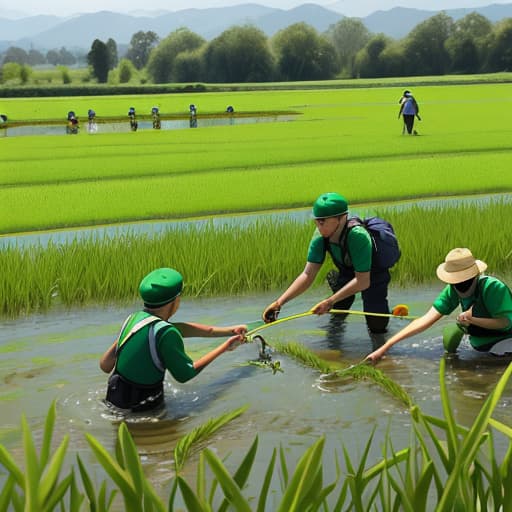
[325,215,401,270]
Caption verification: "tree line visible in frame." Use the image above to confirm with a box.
[2,12,512,85]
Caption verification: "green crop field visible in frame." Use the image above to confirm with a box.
[1,81,512,234]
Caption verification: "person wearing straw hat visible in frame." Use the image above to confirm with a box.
[262,192,393,337]
[100,267,247,413]
[366,248,512,362]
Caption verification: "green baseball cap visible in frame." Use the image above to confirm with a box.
[312,192,348,219]
[139,268,183,307]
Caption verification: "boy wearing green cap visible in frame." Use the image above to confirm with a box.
[100,267,247,413]
[262,192,391,336]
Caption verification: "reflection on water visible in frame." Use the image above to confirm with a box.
[2,287,511,492]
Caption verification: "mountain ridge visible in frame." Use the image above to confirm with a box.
[1,2,511,52]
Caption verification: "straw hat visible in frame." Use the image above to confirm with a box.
[436,248,487,284]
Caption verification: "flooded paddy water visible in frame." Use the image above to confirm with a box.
[1,286,511,496]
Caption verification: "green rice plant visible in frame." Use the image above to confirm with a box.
[0,400,73,511]
[174,405,248,473]
[2,199,512,317]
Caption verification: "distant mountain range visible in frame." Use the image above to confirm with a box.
[1,2,511,53]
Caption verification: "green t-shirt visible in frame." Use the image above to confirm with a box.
[115,311,198,385]
[307,225,372,272]
[433,276,512,348]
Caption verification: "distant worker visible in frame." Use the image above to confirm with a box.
[128,107,138,132]
[151,106,161,129]
[66,111,79,134]
[398,90,421,135]
[87,109,97,133]
[226,105,234,113]
[189,104,197,128]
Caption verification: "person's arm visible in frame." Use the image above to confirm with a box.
[312,270,370,315]
[366,307,443,362]
[457,306,510,331]
[173,322,247,338]
[277,262,322,307]
[193,334,244,372]
[99,341,117,373]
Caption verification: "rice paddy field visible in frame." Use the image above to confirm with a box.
[2,78,512,509]
[1,81,512,235]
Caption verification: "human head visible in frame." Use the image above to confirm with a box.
[436,248,487,284]
[403,90,411,97]
[312,192,348,219]
[139,268,183,308]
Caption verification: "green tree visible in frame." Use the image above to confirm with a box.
[486,18,512,71]
[355,34,393,77]
[87,39,110,83]
[106,38,118,69]
[147,28,205,83]
[46,49,60,66]
[58,47,76,66]
[126,30,159,70]
[2,46,29,65]
[326,17,370,77]
[403,13,454,75]
[57,65,72,84]
[27,49,46,66]
[446,13,492,73]
[1,62,22,82]
[173,49,204,82]
[272,23,337,81]
[118,58,136,83]
[204,25,275,82]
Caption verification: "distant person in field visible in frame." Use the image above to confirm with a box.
[128,106,138,131]
[66,111,79,134]
[100,267,247,413]
[151,106,161,129]
[398,90,421,135]
[366,248,512,362]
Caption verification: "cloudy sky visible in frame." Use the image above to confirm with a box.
[3,0,509,18]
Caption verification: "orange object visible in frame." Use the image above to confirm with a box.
[392,304,409,317]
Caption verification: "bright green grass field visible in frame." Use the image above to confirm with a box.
[1,82,512,234]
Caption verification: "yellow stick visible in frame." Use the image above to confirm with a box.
[247,308,418,337]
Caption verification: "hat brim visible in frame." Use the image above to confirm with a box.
[311,211,348,220]
[436,260,487,284]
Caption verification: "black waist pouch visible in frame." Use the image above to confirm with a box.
[106,372,164,412]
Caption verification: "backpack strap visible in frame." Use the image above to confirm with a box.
[148,320,170,372]
[323,216,363,269]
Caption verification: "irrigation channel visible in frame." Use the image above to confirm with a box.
[1,196,512,501]
[0,114,296,137]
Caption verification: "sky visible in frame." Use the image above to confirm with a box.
[1,0,510,18]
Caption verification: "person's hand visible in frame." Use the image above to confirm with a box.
[230,325,247,335]
[457,306,473,326]
[225,334,245,351]
[365,346,387,363]
[311,299,332,315]
[263,301,281,323]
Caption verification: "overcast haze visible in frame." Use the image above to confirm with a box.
[2,0,511,18]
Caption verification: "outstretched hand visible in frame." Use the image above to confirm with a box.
[263,301,281,323]
[225,334,245,351]
[311,299,332,315]
[230,325,248,335]
[365,346,387,363]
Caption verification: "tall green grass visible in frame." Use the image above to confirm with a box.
[1,201,511,317]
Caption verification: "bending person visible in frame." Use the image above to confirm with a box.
[367,248,512,362]
[100,267,246,413]
[262,192,392,338]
